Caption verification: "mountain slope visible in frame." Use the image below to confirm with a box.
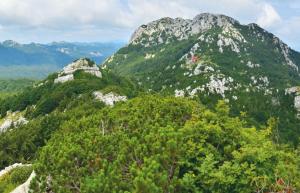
[0,58,138,120]
[0,53,299,192]
[103,13,300,144]
[1,13,300,193]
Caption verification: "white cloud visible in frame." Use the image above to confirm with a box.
[0,0,298,51]
[256,3,281,28]
[274,17,300,50]
[0,0,127,28]
[0,0,277,29]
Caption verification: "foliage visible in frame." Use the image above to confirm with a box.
[0,70,138,118]
[103,24,300,145]
[0,165,33,193]
[0,79,35,96]
[31,96,300,193]
[0,113,63,169]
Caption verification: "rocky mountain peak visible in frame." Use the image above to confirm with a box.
[106,13,300,108]
[54,58,102,83]
[130,13,240,46]
[192,13,239,26]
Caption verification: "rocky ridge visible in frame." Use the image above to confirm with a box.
[103,11,300,145]
[130,13,239,46]
[128,13,298,74]
[105,13,300,100]
[54,58,102,83]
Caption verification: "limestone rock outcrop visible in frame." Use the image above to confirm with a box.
[286,87,300,117]
[0,112,28,133]
[93,91,127,106]
[54,58,102,83]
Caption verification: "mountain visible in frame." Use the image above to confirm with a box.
[103,13,300,144]
[0,41,123,79]
[0,58,299,193]
[1,13,300,193]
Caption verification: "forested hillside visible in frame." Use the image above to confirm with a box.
[0,13,300,193]
[104,13,300,145]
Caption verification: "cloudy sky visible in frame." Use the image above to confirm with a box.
[0,0,299,50]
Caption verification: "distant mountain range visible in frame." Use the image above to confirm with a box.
[0,40,124,79]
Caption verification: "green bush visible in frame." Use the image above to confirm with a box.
[32,96,300,193]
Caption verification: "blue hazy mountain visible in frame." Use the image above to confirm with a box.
[0,40,124,79]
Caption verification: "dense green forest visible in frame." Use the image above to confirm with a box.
[1,93,300,192]
[0,59,299,192]
[32,96,300,193]
[0,79,35,98]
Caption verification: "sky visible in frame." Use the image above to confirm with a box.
[0,0,299,51]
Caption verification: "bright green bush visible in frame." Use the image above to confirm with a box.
[31,96,300,193]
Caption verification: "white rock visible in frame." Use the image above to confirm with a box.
[0,163,31,178]
[205,75,230,97]
[273,37,298,71]
[175,89,185,97]
[0,115,28,133]
[246,61,260,68]
[93,91,127,106]
[15,117,29,126]
[130,13,239,46]
[193,63,214,75]
[54,58,102,84]
[54,74,74,84]
[285,87,300,116]
[145,53,155,59]
[0,119,13,133]
[11,171,36,193]
[295,96,300,110]
[61,59,102,77]
[285,87,300,95]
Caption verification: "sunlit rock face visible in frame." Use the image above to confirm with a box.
[286,87,300,117]
[93,91,127,106]
[130,13,239,46]
[54,74,74,84]
[54,58,102,83]
[0,112,28,133]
